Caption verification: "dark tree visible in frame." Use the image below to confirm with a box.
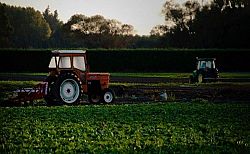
[158,0,250,48]
[43,6,63,33]
[43,6,63,47]
[1,3,51,48]
[61,14,136,48]
[190,0,250,48]
[0,3,13,47]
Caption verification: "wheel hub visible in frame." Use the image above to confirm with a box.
[104,92,113,103]
[60,79,79,104]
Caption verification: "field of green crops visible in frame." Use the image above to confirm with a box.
[0,102,249,153]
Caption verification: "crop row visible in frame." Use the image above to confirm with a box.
[0,102,249,153]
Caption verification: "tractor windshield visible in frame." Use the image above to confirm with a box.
[59,57,71,68]
[198,60,214,69]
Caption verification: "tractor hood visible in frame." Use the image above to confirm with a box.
[87,73,110,81]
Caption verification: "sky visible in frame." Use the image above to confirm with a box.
[0,0,190,35]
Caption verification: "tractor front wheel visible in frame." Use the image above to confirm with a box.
[102,88,115,104]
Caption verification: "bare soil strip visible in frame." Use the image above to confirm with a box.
[111,83,250,103]
[1,74,250,105]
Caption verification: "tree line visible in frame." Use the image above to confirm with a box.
[0,0,249,49]
[157,0,250,48]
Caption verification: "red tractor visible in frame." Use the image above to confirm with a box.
[44,50,115,105]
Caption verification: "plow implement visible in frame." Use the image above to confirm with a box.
[9,82,48,104]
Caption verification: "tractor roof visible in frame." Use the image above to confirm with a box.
[196,57,216,61]
[52,50,86,54]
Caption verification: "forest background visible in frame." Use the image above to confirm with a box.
[1,0,249,49]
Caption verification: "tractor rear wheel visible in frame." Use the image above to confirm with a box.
[197,74,203,83]
[55,73,82,105]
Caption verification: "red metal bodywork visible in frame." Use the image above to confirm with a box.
[87,73,110,88]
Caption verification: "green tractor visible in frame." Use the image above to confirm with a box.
[190,57,219,83]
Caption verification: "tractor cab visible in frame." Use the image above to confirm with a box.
[48,50,87,73]
[190,57,219,83]
[197,58,216,70]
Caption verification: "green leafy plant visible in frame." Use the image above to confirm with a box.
[0,102,249,153]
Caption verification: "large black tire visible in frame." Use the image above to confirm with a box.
[197,74,203,83]
[54,73,82,105]
[102,88,115,104]
[44,76,58,106]
[189,75,195,84]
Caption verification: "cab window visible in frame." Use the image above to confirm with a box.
[59,57,71,68]
[49,56,59,68]
[73,56,86,71]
